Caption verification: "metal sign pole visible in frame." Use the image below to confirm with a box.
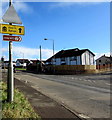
[7,0,14,102]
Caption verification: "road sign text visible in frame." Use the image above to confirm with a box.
[0,24,24,35]
[3,35,22,42]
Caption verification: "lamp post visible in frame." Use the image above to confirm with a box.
[44,38,55,74]
[44,38,54,55]
[40,45,42,73]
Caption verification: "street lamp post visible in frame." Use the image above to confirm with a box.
[44,38,54,55]
[40,45,42,73]
[44,38,55,74]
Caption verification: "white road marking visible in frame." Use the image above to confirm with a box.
[84,80,88,82]
[105,83,111,86]
[78,113,91,119]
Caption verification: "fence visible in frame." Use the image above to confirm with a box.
[46,65,96,74]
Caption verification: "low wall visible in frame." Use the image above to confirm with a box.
[46,65,96,74]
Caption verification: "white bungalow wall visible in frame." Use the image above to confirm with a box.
[66,57,69,65]
[90,53,94,65]
[55,58,61,65]
[81,51,94,65]
[77,56,81,65]
[54,56,82,65]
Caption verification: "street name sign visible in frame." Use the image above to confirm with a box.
[3,35,22,42]
[0,24,24,35]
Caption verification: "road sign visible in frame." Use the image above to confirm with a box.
[0,24,24,35]
[2,5,22,24]
[3,35,22,42]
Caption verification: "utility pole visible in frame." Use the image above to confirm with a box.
[40,45,42,73]
[7,0,14,102]
[53,39,54,56]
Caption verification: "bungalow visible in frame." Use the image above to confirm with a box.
[27,59,45,72]
[29,59,45,66]
[96,55,112,69]
[30,60,39,65]
[16,59,30,67]
[46,48,95,65]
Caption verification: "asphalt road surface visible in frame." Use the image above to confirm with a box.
[14,71,111,119]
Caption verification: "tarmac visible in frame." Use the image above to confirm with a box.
[2,71,110,120]
[14,78,82,120]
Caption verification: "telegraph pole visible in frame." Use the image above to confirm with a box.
[40,45,42,73]
[7,0,14,102]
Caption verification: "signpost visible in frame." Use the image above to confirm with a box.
[0,24,24,35]
[3,35,22,42]
[0,0,24,102]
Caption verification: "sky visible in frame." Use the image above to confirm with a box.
[1,1,110,61]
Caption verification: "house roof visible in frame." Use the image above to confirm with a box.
[105,56,112,60]
[96,55,112,61]
[16,59,30,63]
[46,48,95,62]
[30,60,46,63]
[30,60,39,62]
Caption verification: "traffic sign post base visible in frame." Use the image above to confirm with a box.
[7,41,14,102]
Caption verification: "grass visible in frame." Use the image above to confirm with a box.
[15,68,26,71]
[0,81,41,119]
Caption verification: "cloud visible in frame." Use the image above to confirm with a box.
[2,46,110,62]
[49,2,76,9]
[48,1,109,9]
[1,0,109,17]
[13,2,33,14]
[1,1,33,16]
[2,46,55,60]
[1,47,8,53]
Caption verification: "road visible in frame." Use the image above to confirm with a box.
[14,71,111,119]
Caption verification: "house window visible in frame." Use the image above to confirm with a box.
[61,63,66,65]
[61,57,65,61]
[52,58,56,62]
[70,56,77,61]
[99,60,101,62]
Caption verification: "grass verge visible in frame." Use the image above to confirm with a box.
[0,81,40,119]
[15,68,26,71]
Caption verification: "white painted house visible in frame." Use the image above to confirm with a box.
[16,59,30,67]
[46,48,95,65]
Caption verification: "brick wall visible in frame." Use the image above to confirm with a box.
[96,64,112,70]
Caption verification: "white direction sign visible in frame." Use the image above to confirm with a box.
[2,5,22,24]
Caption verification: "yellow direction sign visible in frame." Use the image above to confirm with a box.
[0,24,24,35]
